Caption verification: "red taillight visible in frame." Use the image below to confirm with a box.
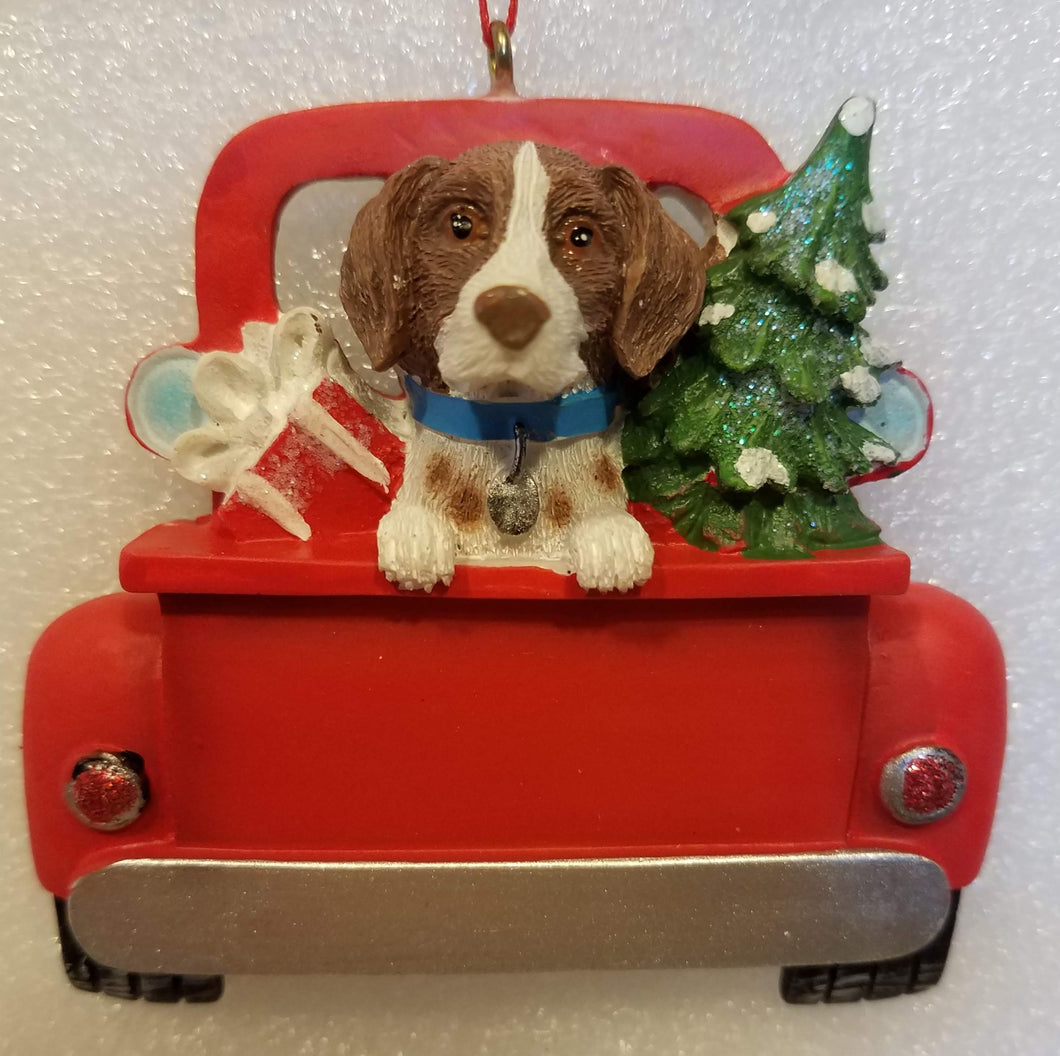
[65,752,147,831]
[880,747,966,825]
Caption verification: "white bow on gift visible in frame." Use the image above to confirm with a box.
[132,308,393,540]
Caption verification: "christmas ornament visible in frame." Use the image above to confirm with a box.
[23,4,1004,1007]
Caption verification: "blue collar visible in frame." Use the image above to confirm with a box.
[403,374,621,442]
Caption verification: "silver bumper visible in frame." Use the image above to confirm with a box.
[67,852,951,975]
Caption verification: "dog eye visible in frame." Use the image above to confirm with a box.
[450,213,474,239]
[558,219,600,260]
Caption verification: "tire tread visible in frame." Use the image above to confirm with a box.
[54,898,224,1003]
[780,890,960,1005]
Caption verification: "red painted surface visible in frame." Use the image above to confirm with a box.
[159,594,871,852]
[119,521,910,598]
[846,585,1007,890]
[24,595,176,896]
[25,584,1003,898]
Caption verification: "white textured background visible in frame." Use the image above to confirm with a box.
[2,0,1058,1052]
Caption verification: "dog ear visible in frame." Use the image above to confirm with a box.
[603,166,706,378]
[340,157,448,372]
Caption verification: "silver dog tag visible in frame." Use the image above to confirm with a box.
[487,424,540,536]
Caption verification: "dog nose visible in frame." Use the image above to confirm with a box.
[473,286,551,350]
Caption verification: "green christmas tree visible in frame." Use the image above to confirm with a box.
[623,97,903,559]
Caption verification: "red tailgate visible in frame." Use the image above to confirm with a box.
[159,593,869,856]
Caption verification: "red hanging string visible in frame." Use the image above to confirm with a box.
[478,0,518,48]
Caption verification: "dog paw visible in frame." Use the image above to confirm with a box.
[377,503,455,592]
[569,509,654,593]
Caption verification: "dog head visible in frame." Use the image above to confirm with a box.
[340,141,705,399]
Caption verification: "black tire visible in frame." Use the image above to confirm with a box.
[55,898,224,1003]
[780,890,960,1004]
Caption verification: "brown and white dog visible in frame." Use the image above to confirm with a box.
[341,140,704,592]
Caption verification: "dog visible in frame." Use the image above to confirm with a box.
[340,140,704,592]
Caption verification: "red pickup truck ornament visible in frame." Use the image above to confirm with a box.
[23,51,1005,1007]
